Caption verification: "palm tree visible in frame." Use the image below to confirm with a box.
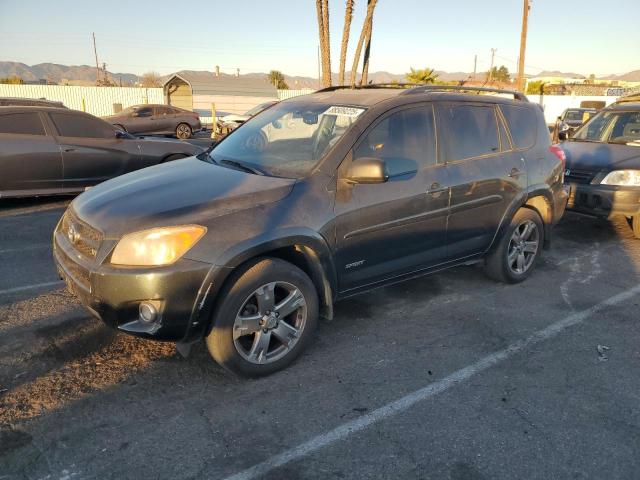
[315,0,332,87]
[349,0,378,87]
[405,67,439,84]
[338,0,354,86]
[360,0,374,85]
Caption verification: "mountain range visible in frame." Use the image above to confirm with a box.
[1,61,639,87]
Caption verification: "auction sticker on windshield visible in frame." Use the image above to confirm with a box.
[322,106,366,118]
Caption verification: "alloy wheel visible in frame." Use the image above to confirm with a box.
[507,220,540,275]
[233,281,307,364]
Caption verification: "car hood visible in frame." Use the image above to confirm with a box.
[562,141,640,170]
[72,157,296,237]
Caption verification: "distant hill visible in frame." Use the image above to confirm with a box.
[0,62,139,85]
[2,61,638,88]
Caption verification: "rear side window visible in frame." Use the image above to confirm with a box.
[501,105,537,149]
[354,106,437,176]
[438,104,499,161]
[0,113,45,135]
[50,113,114,139]
[155,106,172,115]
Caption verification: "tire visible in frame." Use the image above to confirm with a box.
[484,208,544,284]
[175,123,192,139]
[630,215,640,239]
[161,153,188,163]
[206,258,319,377]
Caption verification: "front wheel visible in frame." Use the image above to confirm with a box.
[175,123,192,139]
[484,208,544,284]
[206,258,318,377]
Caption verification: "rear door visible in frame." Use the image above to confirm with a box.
[334,104,450,292]
[48,111,140,190]
[0,111,63,195]
[152,105,175,134]
[437,102,524,259]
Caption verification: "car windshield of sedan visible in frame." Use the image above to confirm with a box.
[207,101,366,177]
[573,110,640,145]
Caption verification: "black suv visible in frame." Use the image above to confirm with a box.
[53,86,568,376]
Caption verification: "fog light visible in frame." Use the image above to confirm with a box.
[139,302,158,323]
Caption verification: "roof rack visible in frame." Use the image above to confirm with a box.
[615,93,640,104]
[314,84,529,102]
[402,85,529,102]
[315,83,421,93]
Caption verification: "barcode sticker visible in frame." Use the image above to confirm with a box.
[322,106,366,118]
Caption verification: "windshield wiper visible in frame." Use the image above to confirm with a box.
[218,158,265,175]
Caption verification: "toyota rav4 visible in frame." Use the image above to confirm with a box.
[54,85,568,377]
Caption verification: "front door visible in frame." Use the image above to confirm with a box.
[334,104,450,293]
[436,102,525,259]
[48,111,139,190]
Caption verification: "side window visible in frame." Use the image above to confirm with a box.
[50,113,114,139]
[154,106,171,115]
[438,104,499,162]
[0,113,46,135]
[500,105,537,149]
[353,106,436,177]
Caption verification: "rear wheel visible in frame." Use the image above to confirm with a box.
[206,258,318,377]
[175,123,192,139]
[484,208,544,283]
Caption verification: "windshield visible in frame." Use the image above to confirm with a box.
[573,110,640,145]
[244,102,276,117]
[565,110,589,122]
[208,101,366,177]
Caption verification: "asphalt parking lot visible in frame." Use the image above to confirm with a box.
[1,199,639,480]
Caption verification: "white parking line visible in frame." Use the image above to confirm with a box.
[0,281,64,297]
[222,283,640,480]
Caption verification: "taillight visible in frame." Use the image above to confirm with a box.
[549,145,566,182]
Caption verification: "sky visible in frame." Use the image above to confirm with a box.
[0,0,638,79]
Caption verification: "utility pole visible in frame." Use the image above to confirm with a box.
[317,44,321,89]
[488,48,497,83]
[516,0,531,92]
[473,54,477,80]
[92,32,100,85]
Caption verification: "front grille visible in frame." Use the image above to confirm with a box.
[565,169,596,184]
[56,243,91,292]
[60,211,103,259]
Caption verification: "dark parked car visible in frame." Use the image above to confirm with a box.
[54,86,567,377]
[562,98,640,236]
[105,104,201,139]
[557,107,597,140]
[0,97,65,108]
[0,106,203,198]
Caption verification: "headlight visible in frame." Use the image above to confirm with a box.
[111,225,206,266]
[601,170,640,186]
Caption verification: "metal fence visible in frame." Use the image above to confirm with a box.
[0,84,164,117]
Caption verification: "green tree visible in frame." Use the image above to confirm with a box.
[0,75,24,84]
[526,80,549,95]
[268,70,289,89]
[487,65,511,83]
[405,67,439,84]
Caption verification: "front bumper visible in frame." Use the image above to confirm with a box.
[565,182,640,218]
[53,226,223,342]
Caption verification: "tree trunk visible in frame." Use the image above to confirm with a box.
[349,0,377,88]
[338,0,354,86]
[360,0,373,86]
[321,0,332,87]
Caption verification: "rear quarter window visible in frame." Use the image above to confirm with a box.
[0,112,45,135]
[500,105,537,149]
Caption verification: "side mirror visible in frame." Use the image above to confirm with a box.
[345,157,388,184]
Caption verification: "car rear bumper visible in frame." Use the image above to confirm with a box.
[53,228,223,342]
[565,183,640,218]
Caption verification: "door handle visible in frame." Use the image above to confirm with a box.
[427,183,448,195]
[508,167,523,178]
